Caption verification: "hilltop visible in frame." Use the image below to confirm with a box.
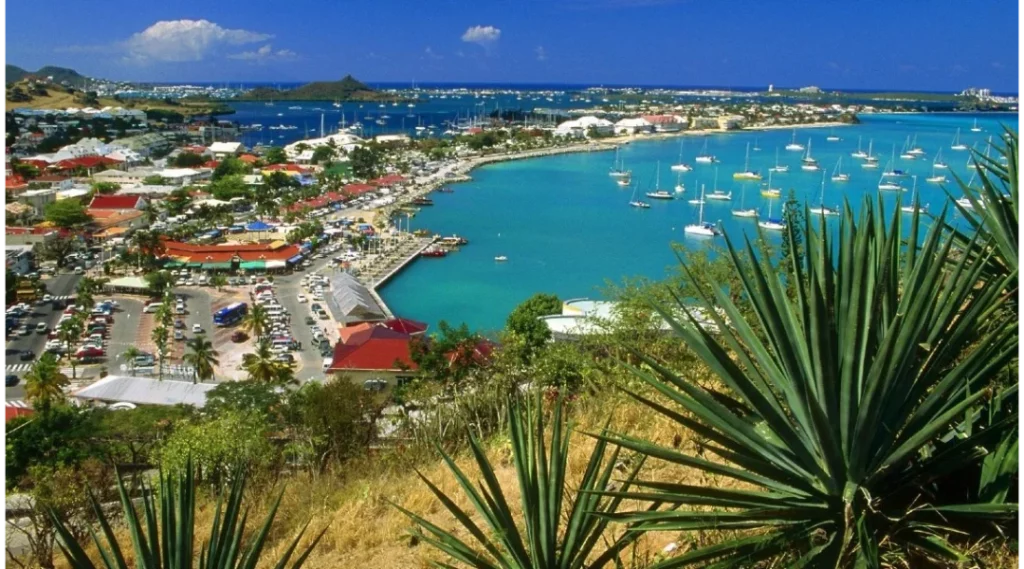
[5,78,233,117]
[6,64,91,86]
[239,74,399,102]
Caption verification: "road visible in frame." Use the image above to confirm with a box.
[5,274,81,401]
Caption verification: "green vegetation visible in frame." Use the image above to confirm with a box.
[240,75,398,102]
[44,198,92,228]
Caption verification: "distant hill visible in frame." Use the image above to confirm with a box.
[6,65,29,84]
[239,75,399,102]
[6,64,90,86]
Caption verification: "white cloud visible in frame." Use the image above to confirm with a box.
[535,46,547,61]
[461,25,501,45]
[124,19,272,62]
[229,44,298,62]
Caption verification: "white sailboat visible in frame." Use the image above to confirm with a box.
[862,139,879,169]
[800,139,819,171]
[617,176,632,187]
[752,137,761,151]
[670,139,692,172]
[826,129,841,142]
[684,185,720,236]
[809,172,840,216]
[878,169,904,191]
[705,169,731,201]
[901,176,927,214]
[674,172,685,193]
[758,197,786,231]
[785,129,805,151]
[769,147,789,173]
[761,169,781,198]
[882,145,907,178]
[951,128,968,151]
[733,142,762,180]
[907,134,925,156]
[926,152,947,183]
[970,118,982,132]
[831,157,850,182]
[628,181,650,208]
[851,136,868,159]
[966,143,978,169]
[695,138,717,163]
[732,181,757,218]
[899,136,916,160]
[609,147,631,177]
[645,162,674,200]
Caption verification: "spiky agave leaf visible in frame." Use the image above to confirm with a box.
[50,458,328,569]
[393,396,653,569]
[596,197,1017,567]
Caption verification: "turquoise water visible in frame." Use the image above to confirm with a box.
[380,113,1018,333]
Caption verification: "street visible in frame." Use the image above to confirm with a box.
[5,274,81,401]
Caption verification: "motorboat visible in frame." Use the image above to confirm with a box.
[494,256,508,262]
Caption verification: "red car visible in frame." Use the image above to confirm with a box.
[75,346,105,358]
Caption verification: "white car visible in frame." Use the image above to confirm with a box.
[296,294,307,303]
[192,324,203,334]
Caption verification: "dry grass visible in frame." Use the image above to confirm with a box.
[57,389,1018,569]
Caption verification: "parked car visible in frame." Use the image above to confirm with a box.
[35,322,48,334]
[75,346,104,358]
[6,374,20,387]
[317,310,329,320]
[174,329,186,341]
[19,350,34,361]
[174,319,186,329]
[296,294,307,303]
[304,316,316,326]
[192,324,204,334]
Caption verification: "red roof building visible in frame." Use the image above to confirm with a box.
[343,183,376,196]
[6,401,34,423]
[5,174,27,192]
[88,195,146,210]
[329,324,418,373]
[370,174,406,186]
[383,317,429,336]
[238,154,259,164]
[54,156,123,172]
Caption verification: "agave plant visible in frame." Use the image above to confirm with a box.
[50,459,326,569]
[944,127,1018,293]
[394,397,656,569]
[598,199,1018,567]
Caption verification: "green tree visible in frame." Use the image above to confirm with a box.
[6,268,17,304]
[410,321,489,390]
[24,353,70,411]
[311,145,336,164]
[172,152,205,167]
[56,315,84,381]
[143,270,172,297]
[504,293,562,365]
[209,173,249,200]
[264,146,287,164]
[242,340,295,385]
[121,346,142,374]
[5,405,99,491]
[90,181,120,194]
[205,380,285,422]
[599,199,1018,565]
[159,411,275,484]
[34,234,79,268]
[141,175,166,185]
[348,146,381,179]
[210,274,228,291]
[240,303,270,338]
[212,156,249,180]
[779,188,806,291]
[44,199,92,229]
[285,380,380,474]
[183,336,219,384]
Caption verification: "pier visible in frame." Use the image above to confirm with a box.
[356,235,438,318]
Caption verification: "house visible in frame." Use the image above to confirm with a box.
[327,323,418,389]
[74,376,216,408]
[88,195,147,210]
[614,117,653,135]
[92,169,149,185]
[87,208,147,231]
[53,156,123,175]
[17,189,57,213]
[156,168,209,185]
[208,141,243,158]
[717,115,746,130]
[5,226,60,247]
[554,116,614,138]
[642,115,688,133]
[6,246,35,276]
[159,240,304,272]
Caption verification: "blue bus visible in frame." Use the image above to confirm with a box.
[213,302,247,327]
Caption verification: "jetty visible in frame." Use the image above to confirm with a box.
[352,235,438,318]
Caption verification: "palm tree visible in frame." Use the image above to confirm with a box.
[596,198,1017,566]
[151,326,169,381]
[183,336,219,384]
[396,396,653,568]
[242,340,294,384]
[122,346,142,374]
[240,303,270,339]
[210,274,228,291]
[24,353,69,410]
[51,459,326,569]
[57,316,84,381]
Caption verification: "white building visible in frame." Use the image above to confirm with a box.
[554,116,615,138]
[284,133,364,158]
[614,117,653,135]
[208,141,243,158]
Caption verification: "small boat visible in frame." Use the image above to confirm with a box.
[707,190,731,201]
[769,147,789,173]
[411,197,434,206]
[933,148,949,169]
[878,172,904,191]
[881,145,907,177]
[645,163,674,199]
[436,187,455,193]
[851,136,868,159]
[494,256,508,262]
[800,139,820,171]
[288,106,302,110]
[752,138,761,151]
[902,176,927,214]
[674,172,685,193]
[629,182,650,208]
[785,130,805,151]
[809,172,840,217]
[760,170,781,198]
[684,184,720,237]
[970,118,982,132]
[695,138,717,163]
[670,140,692,172]
[926,153,947,183]
[758,197,786,231]
[899,136,917,160]
[732,142,762,180]
[862,139,879,168]
[826,129,841,142]
[609,147,631,178]
[907,134,926,156]
[440,235,469,246]
[830,157,849,182]
[732,179,757,218]
[617,177,632,187]
[420,248,447,258]
[951,128,968,151]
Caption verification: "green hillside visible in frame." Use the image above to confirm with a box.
[6,64,89,86]
[239,74,398,102]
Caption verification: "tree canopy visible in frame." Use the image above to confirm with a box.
[44,199,92,228]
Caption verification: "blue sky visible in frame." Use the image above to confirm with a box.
[6,0,1019,92]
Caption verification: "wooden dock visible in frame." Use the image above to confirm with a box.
[358,236,438,318]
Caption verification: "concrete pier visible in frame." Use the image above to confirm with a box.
[356,235,438,318]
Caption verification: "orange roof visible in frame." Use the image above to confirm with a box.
[238,154,259,164]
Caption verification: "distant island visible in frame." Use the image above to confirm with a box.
[237,75,403,102]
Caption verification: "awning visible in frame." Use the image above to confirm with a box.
[266,260,286,269]
[245,220,273,231]
[287,255,303,264]
[202,262,232,269]
[187,262,202,268]
[240,261,265,270]
[164,261,184,268]
[299,243,311,252]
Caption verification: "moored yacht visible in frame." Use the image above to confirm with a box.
[684,185,720,237]
[769,147,789,173]
[970,118,982,132]
[800,139,819,171]
[670,140,692,171]
[809,172,840,216]
[785,129,805,151]
[851,136,868,159]
[732,142,762,180]
[901,176,927,214]
[645,163,673,200]
[758,197,785,231]
[695,138,717,163]
[830,157,849,182]
[951,128,968,151]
